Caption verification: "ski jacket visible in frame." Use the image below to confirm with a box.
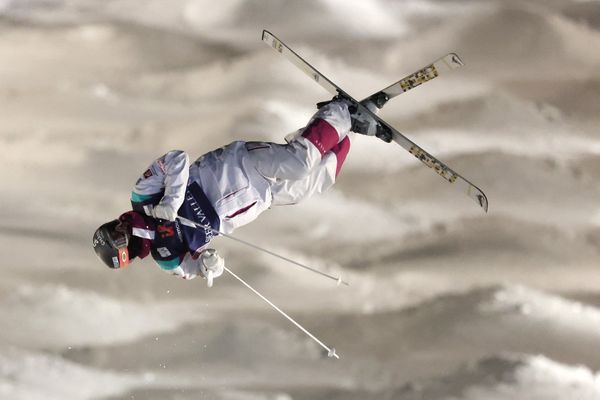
[190,141,272,234]
[128,100,351,275]
[129,145,272,272]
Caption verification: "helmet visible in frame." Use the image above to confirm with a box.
[92,219,131,269]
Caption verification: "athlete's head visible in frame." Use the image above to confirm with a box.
[92,218,132,269]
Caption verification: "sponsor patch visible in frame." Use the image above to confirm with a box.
[112,256,119,268]
[156,159,166,173]
[157,224,175,239]
[143,169,153,179]
[157,247,171,257]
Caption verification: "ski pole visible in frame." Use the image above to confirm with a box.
[224,265,339,359]
[177,216,349,286]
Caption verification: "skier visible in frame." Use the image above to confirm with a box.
[92,98,374,283]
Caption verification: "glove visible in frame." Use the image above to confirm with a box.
[151,204,178,221]
[199,249,224,287]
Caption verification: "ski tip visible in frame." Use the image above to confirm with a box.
[445,53,465,68]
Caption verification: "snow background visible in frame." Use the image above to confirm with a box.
[1,0,600,399]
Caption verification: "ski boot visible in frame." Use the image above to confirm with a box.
[349,100,393,142]
[317,95,393,143]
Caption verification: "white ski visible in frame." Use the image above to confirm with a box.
[262,30,488,212]
[361,53,464,109]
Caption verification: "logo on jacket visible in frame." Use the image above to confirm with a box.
[157,223,183,241]
[157,224,175,238]
[185,192,215,241]
[156,247,171,257]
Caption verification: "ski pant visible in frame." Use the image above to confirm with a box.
[248,100,353,206]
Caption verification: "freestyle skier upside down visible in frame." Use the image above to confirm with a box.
[92,98,358,283]
[93,30,487,285]
[92,30,487,358]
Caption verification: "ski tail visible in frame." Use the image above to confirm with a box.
[262,30,340,95]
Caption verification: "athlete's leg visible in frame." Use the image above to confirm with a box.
[270,134,352,206]
[247,100,351,182]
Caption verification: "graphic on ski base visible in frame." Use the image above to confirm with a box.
[262,30,488,212]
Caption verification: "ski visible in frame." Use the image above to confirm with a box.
[361,53,464,109]
[262,30,488,212]
[283,53,463,143]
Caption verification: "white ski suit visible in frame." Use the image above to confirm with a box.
[130,100,352,278]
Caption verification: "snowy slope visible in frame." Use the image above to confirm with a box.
[396,354,600,400]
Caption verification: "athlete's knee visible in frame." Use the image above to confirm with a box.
[285,141,319,178]
[260,139,318,181]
